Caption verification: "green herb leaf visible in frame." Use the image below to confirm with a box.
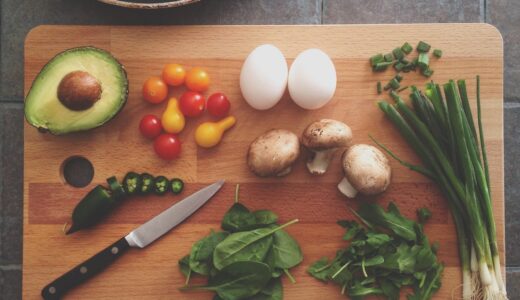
[189,231,229,276]
[357,202,417,241]
[249,277,283,300]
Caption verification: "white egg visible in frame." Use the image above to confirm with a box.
[288,49,337,110]
[240,44,288,110]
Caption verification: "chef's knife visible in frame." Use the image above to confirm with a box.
[41,180,224,300]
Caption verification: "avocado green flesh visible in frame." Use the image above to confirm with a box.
[25,47,128,135]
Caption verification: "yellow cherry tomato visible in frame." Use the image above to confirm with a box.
[162,64,186,86]
[161,98,185,134]
[195,116,236,148]
[186,67,210,92]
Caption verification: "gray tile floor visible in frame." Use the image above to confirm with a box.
[0,0,518,299]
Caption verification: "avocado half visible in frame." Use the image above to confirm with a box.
[25,47,128,135]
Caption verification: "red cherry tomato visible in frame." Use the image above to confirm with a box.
[154,134,181,160]
[139,114,162,139]
[179,91,205,117]
[207,93,231,117]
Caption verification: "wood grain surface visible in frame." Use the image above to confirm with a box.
[23,24,504,299]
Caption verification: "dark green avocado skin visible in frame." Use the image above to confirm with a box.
[24,46,129,135]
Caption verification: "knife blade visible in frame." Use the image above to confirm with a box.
[41,180,224,300]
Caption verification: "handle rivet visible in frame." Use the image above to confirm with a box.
[49,287,56,294]
[111,247,119,254]
[80,266,88,274]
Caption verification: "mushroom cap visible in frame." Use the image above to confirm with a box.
[247,129,300,177]
[341,144,391,195]
[301,119,352,151]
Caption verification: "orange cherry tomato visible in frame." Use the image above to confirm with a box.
[142,76,168,104]
[185,67,210,92]
[162,64,186,86]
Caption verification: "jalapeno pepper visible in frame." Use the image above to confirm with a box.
[140,173,154,194]
[123,172,142,195]
[107,176,126,200]
[153,176,169,195]
[170,178,184,194]
[66,185,116,234]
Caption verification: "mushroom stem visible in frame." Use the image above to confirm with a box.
[307,149,336,175]
[276,166,292,177]
[337,177,358,198]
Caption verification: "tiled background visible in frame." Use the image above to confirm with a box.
[0,0,519,298]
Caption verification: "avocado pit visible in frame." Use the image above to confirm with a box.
[58,71,102,111]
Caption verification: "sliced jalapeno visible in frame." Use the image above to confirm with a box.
[170,178,184,195]
[67,185,116,234]
[140,173,154,194]
[123,172,142,195]
[153,176,169,195]
[107,176,126,200]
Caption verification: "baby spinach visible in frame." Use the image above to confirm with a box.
[181,261,271,300]
[213,219,298,270]
[179,185,302,300]
[189,231,229,276]
[308,202,443,300]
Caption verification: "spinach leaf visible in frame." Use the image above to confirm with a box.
[221,202,257,232]
[181,261,271,300]
[179,255,191,277]
[189,231,229,275]
[307,257,331,282]
[213,220,297,270]
[249,277,283,300]
[253,210,278,226]
[271,229,303,270]
[357,202,417,241]
[264,247,283,278]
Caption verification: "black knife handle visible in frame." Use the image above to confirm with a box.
[41,237,131,300]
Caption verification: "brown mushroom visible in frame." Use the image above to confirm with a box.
[301,119,352,175]
[247,129,300,177]
[57,71,102,111]
[337,144,391,198]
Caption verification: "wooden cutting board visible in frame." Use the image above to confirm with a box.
[23,24,504,299]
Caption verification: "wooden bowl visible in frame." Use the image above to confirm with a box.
[97,0,200,9]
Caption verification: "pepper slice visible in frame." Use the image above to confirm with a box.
[123,172,142,195]
[140,173,154,194]
[67,185,116,234]
[170,178,184,195]
[107,176,126,200]
[153,176,169,195]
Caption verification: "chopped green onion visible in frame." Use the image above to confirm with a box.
[416,41,431,53]
[400,58,410,65]
[373,61,393,72]
[384,53,394,62]
[385,78,400,91]
[422,68,434,77]
[392,47,405,60]
[397,85,409,93]
[394,61,405,72]
[433,49,443,58]
[370,54,384,67]
[395,74,403,82]
[401,42,413,54]
[417,53,429,70]
[377,81,382,94]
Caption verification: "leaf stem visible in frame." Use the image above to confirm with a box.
[284,269,296,284]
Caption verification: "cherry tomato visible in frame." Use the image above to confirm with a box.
[185,67,210,92]
[162,64,186,86]
[154,134,181,160]
[139,114,162,139]
[207,93,231,117]
[142,76,168,104]
[179,91,205,117]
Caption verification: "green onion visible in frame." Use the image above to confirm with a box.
[417,53,429,70]
[397,85,409,93]
[392,47,405,60]
[401,42,413,54]
[394,62,405,72]
[375,78,507,299]
[373,61,392,72]
[433,49,443,58]
[384,78,400,91]
[395,74,403,82]
[370,54,384,67]
[377,81,382,94]
[416,41,431,53]
[384,53,394,62]
[422,68,434,77]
